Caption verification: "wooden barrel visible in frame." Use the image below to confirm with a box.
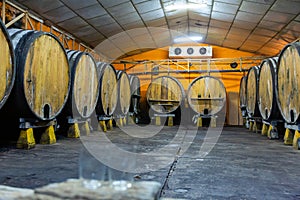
[245,65,261,118]
[0,20,16,110]
[276,42,300,124]
[128,74,141,114]
[115,70,131,116]
[258,57,281,121]
[239,76,247,117]
[4,28,70,120]
[62,50,99,119]
[146,76,185,114]
[187,76,226,116]
[95,62,118,117]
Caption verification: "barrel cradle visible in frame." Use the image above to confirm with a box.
[0,19,16,111]
[246,65,261,118]
[187,75,226,117]
[55,49,99,136]
[276,42,300,124]
[239,76,247,117]
[258,57,282,122]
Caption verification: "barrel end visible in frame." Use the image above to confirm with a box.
[16,128,36,149]
[39,125,56,145]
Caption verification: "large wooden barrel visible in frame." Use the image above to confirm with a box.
[4,28,70,120]
[258,57,282,121]
[61,50,99,120]
[146,76,185,114]
[95,62,118,117]
[128,74,141,114]
[187,76,226,116]
[115,70,131,116]
[0,20,15,110]
[276,42,300,124]
[246,65,261,118]
[239,76,247,117]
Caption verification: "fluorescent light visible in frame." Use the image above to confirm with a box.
[174,36,203,43]
[165,2,207,11]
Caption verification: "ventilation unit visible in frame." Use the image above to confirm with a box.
[169,46,213,58]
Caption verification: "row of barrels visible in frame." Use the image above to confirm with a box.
[0,19,140,135]
[239,41,300,124]
[147,75,227,117]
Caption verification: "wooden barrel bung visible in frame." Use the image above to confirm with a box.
[258,57,281,121]
[128,74,141,114]
[116,70,131,116]
[65,50,99,119]
[239,76,247,116]
[146,76,185,114]
[0,19,16,110]
[187,76,226,116]
[95,62,118,117]
[276,42,300,124]
[6,28,70,120]
[246,65,261,118]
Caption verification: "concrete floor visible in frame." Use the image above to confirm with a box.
[0,124,299,200]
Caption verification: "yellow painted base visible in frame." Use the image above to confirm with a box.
[99,121,107,132]
[155,116,161,126]
[284,128,293,145]
[261,123,269,136]
[16,128,36,149]
[293,130,300,150]
[117,118,123,127]
[81,121,91,135]
[197,117,202,127]
[249,121,253,131]
[123,117,127,126]
[267,125,273,138]
[107,119,113,130]
[67,123,80,138]
[210,117,217,128]
[252,121,257,132]
[40,125,56,145]
[167,117,173,126]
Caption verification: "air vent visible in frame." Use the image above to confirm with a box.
[169,46,213,58]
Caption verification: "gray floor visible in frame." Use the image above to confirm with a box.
[0,125,299,200]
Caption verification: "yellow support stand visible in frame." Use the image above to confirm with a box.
[261,123,269,136]
[210,117,217,128]
[293,130,300,150]
[267,125,273,138]
[249,121,253,131]
[284,128,293,145]
[167,116,173,126]
[117,118,123,127]
[81,121,91,135]
[155,116,161,126]
[99,120,107,132]
[16,128,36,149]
[253,120,257,132]
[197,117,202,127]
[40,125,56,145]
[107,119,113,130]
[67,123,80,138]
[123,117,127,126]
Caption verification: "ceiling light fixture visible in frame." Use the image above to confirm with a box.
[165,2,207,11]
[173,36,203,43]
